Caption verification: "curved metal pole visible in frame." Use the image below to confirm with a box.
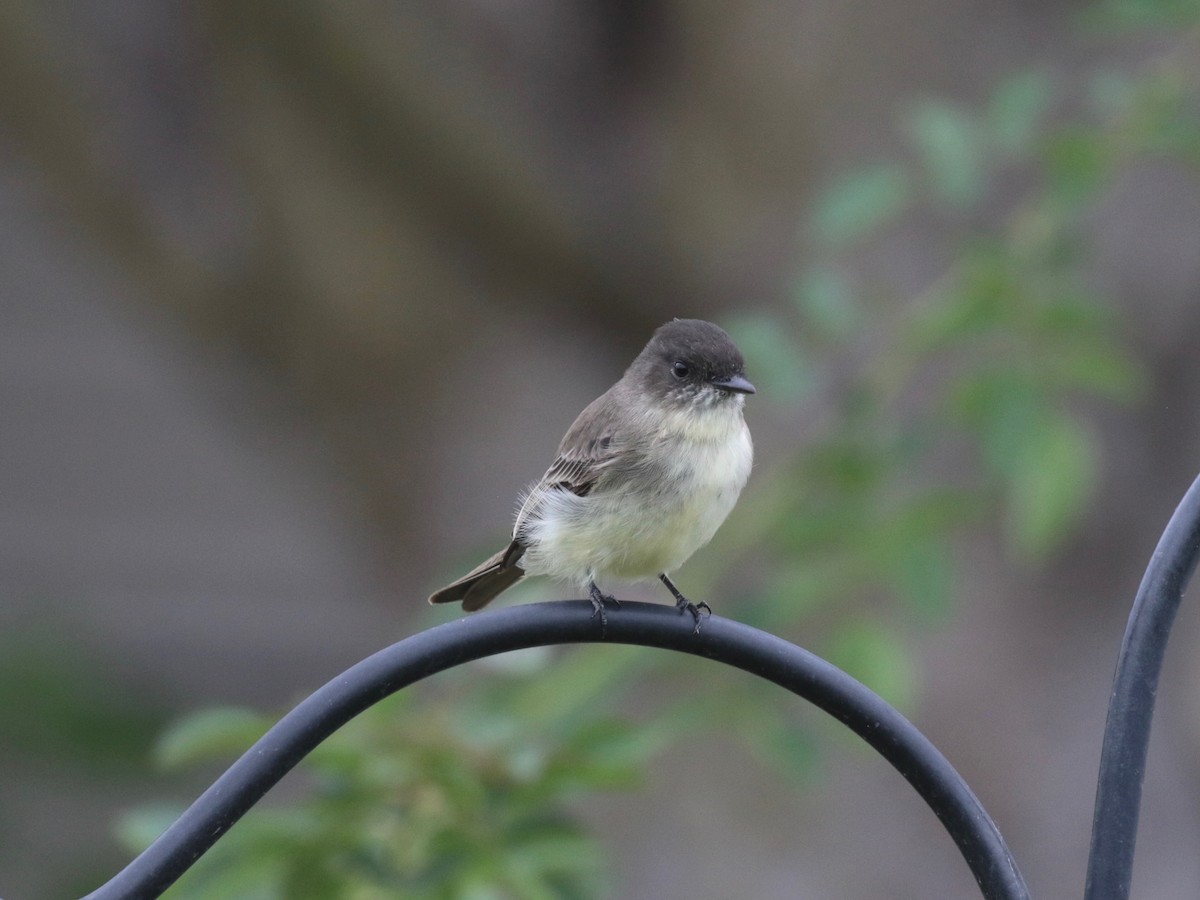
[82,602,1030,900]
[1085,472,1200,900]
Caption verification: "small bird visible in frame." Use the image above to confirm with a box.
[428,318,754,632]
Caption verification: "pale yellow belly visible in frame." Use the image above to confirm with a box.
[521,422,751,587]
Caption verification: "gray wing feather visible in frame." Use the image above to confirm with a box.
[513,392,628,536]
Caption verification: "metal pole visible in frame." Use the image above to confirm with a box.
[1085,473,1200,900]
[82,601,1029,900]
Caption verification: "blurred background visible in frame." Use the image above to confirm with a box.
[2,0,1200,897]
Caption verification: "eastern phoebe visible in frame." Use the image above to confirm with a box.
[429,318,754,632]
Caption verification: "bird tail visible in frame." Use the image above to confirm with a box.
[427,541,525,612]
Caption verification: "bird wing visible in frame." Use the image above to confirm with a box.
[512,392,628,536]
[540,438,617,497]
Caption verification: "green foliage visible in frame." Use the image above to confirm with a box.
[905,99,985,208]
[1088,0,1200,27]
[154,707,274,770]
[723,313,812,403]
[126,5,1200,897]
[812,164,911,244]
[988,72,1054,157]
[793,265,862,341]
[0,632,163,771]
[123,681,658,898]
[826,621,918,710]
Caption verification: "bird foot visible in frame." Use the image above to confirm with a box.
[659,573,710,634]
[675,596,711,634]
[588,582,620,633]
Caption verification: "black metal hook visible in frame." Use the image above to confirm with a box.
[1085,472,1200,900]
[81,602,1029,900]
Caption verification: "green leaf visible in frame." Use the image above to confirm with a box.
[793,265,862,340]
[507,830,600,875]
[765,557,857,620]
[905,99,985,208]
[825,620,917,709]
[950,369,1044,478]
[116,805,184,853]
[1044,128,1111,203]
[506,645,640,729]
[741,711,820,783]
[812,164,911,244]
[912,278,1008,352]
[1053,341,1144,400]
[1089,70,1138,118]
[155,707,271,769]
[1007,415,1097,556]
[568,718,669,772]
[894,537,955,621]
[988,71,1053,156]
[723,313,812,402]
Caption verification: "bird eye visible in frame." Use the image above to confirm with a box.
[671,360,690,379]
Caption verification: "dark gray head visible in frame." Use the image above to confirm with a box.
[628,318,755,408]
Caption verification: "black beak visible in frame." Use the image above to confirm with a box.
[710,373,756,395]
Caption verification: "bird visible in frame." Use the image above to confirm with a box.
[428,318,754,632]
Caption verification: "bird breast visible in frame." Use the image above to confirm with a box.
[520,402,752,585]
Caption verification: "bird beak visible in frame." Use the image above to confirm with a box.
[711,373,756,394]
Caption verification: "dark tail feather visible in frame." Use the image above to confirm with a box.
[428,541,525,611]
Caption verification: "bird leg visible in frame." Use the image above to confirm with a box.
[659,574,710,634]
[587,581,620,631]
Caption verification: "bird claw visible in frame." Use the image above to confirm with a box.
[588,582,619,633]
[675,597,711,634]
[659,574,710,634]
